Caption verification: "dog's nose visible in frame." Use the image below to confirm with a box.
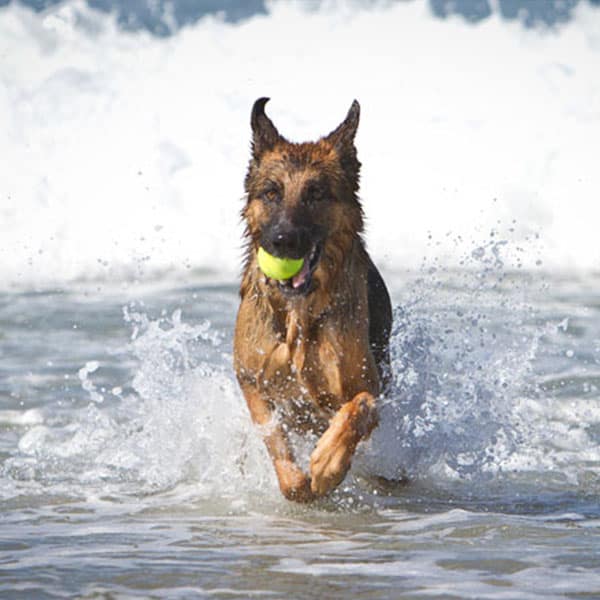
[272,230,300,254]
[266,225,309,259]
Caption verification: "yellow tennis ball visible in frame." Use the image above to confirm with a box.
[257,247,304,280]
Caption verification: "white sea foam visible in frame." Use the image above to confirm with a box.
[0,408,44,426]
[1,1,600,290]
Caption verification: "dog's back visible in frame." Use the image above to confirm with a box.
[367,256,392,387]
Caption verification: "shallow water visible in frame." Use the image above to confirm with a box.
[2,268,600,598]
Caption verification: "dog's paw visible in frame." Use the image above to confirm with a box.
[309,392,377,497]
[274,459,314,503]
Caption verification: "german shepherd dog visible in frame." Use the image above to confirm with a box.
[234,98,392,502]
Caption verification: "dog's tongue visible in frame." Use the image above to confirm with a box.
[291,260,311,289]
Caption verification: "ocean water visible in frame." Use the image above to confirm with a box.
[2,1,600,598]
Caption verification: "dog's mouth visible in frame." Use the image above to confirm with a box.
[274,243,322,297]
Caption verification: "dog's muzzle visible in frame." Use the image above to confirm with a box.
[275,242,322,296]
[261,223,323,296]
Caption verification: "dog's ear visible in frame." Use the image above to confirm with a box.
[251,97,282,157]
[325,100,360,152]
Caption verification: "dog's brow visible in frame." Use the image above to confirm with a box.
[287,154,304,170]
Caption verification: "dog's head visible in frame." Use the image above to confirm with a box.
[242,98,364,298]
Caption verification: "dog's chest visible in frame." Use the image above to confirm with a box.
[256,338,339,431]
[257,310,374,416]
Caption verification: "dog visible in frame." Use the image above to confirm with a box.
[234,98,392,502]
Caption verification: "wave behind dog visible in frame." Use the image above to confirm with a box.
[1,1,600,289]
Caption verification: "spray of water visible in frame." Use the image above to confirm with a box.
[4,233,600,509]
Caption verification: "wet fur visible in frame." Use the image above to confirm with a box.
[234,98,392,501]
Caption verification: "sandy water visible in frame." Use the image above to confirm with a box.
[2,266,600,598]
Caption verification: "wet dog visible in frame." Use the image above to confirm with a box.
[234,98,392,501]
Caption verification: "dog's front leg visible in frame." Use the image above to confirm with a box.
[240,384,314,502]
[309,392,379,497]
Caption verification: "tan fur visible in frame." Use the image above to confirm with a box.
[234,99,387,502]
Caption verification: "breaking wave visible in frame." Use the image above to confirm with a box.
[1,0,600,289]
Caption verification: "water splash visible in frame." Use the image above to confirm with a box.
[4,239,600,507]
[360,239,600,498]
[3,308,272,504]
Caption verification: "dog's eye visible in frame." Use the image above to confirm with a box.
[263,189,280,203]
